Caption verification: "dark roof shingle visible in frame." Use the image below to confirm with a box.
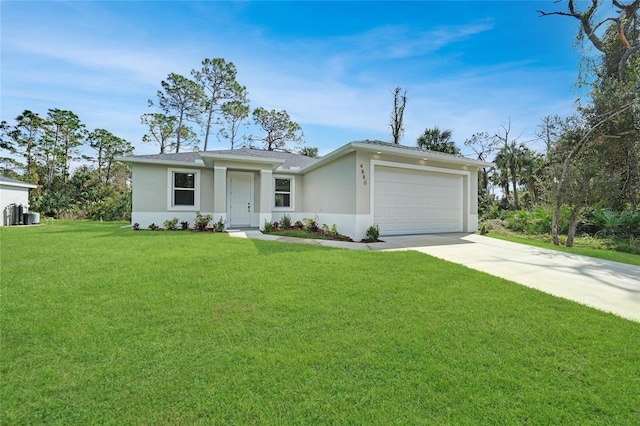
[129,148,318,169]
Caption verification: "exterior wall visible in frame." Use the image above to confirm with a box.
[468,167,480,232]
[132,164,169,212]
[131,163,214,228]
[302,152,356,214]
[1,185,31,226]
[295,152,359,238]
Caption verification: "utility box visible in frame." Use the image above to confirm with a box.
[12,204,24,225]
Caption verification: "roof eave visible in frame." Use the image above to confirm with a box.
[0,181,38,189]
[350,142,494,168]
[200,152,286,170]
[115,156,205,168]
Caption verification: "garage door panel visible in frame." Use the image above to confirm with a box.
[374,166,463,235]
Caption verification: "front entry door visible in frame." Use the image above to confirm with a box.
[228,172,253,227]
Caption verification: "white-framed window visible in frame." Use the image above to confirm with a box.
[168,168,200,210]
[273,176,294,210]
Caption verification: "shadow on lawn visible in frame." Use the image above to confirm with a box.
[248,237,337,254]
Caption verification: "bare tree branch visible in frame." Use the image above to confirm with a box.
[540,0,640,79]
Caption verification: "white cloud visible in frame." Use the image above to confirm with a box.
[337,20,495,59]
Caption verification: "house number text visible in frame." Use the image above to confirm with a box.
[360,163,367,186]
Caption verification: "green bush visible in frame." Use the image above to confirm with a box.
[302,218,319,232]
[615,236,640,255]
[86,190,132,221]
[366,224,380,241]
[263,220,273,233]
[213,217,225,232]
[501,207,569,235]
[163,218,179,231]
[281,214,292,229]
[593,209,635,238]
[321,224,340,238]
[194,211,212,232]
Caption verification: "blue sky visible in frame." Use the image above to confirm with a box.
[2,1,590,157]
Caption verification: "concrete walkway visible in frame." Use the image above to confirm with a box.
[228,230,640,322]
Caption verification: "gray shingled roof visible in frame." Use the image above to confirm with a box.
[128,151,202,163]
[210,148,318,169]
[129,148,318,169]
[353,139,463,157]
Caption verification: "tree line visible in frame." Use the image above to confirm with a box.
[387,0,639,248]
[142,57,313,155]
[1,109,133,220]
[0,58,317,219]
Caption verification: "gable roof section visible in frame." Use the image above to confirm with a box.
[117,141,492,172]
[352,140,493,166]
[201,148,318,170]
[117,148,318,171]
[299,140,493,173]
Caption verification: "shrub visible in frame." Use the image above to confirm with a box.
[132,223,140,231]
[592,209,635,238]
[180,221,190,230]
[479,222,490,235]
[281,214,292,229]
[321,224,340,238]
[293,220,304,230]
[302,218,319,232]
[213,217,225,232]
[194,211,212,232]
[86,190,132,221]
[163,217,179,231]
[615,236,640,255]
[366,224,380,241]
[148,223,159,231]
[263,220,273,232]
[272,221,280,230]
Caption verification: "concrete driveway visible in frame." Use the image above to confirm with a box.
[229,230,640,322]
[376,233,640,322]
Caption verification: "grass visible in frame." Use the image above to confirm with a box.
[265,229,333,240]
[486,232,640,267]
[2,221,639,424]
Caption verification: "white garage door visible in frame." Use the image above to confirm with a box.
[374,166,463,235]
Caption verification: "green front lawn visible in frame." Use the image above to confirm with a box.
[2,222,639,424]
[265,229,334,240]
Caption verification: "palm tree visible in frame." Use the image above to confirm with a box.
[494,142,531,209]
[416,127,461,155]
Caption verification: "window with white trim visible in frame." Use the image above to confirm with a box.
[274,177,294,209]
[168,169,200,210]
[173,172,195,206]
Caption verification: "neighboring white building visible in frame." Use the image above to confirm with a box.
[118,140,492,240]
[0,176,37,226]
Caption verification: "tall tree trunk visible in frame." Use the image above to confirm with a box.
[566,206,581,247]
[510,166,519,209]
[551,198,561,245]
[203,99,214,151]
[176,112,184,153]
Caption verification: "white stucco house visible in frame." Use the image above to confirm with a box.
[117,140,492,240]
[1,176,38,226]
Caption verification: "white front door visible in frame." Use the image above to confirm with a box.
[228,172,254,227]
